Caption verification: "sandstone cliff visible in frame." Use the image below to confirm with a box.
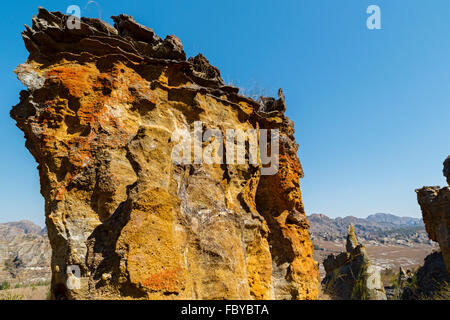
[416,156,450,273]
[11,8,319,299]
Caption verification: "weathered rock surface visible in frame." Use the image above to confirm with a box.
[444,156,450,185]
[11,8,319,299]
[416,156,450,272]
[322,224,386,300]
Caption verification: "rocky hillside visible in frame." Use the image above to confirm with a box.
[308,213,431,246]
[0,220,42,237]
[0,221,50,285]
[11,8,319,300]
[366,213,423,226]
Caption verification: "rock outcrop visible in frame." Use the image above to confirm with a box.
[393,252,450,300]
[11,8,319,299]
[322,224,386,300]
[444,156,450,185]
[416,156,450,272]
[414,251,450,299]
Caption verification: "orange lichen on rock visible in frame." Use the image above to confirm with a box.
[11,8,319,300]
[46,65,97,98]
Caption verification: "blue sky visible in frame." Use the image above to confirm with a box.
[1,1,449,226]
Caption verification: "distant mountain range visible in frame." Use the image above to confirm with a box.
[0,220,50,285]
[365,213,423,226]
[308,213,431,245]
[0,220,45,240]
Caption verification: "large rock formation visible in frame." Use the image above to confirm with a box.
[11,8,319,299]
[416,156,450,272]
[322,224,386,300]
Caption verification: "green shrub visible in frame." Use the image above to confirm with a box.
[0,292,23,300]
[0,281,10,290]
[351,263,370,300]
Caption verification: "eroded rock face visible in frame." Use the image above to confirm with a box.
[416,156,450,273]
[322,225,386,300]
[444,156,450,186]
[11,8,319,299]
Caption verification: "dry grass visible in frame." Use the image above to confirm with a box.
[0,285,50,300]
[417,281,450,300]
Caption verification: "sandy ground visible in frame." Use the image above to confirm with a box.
[0,285,49,300]
[314,239,438,279]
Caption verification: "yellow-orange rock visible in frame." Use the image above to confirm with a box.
[11,8,319,299]
[416,156,450,273]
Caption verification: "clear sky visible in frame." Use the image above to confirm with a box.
[1,1,449,227]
